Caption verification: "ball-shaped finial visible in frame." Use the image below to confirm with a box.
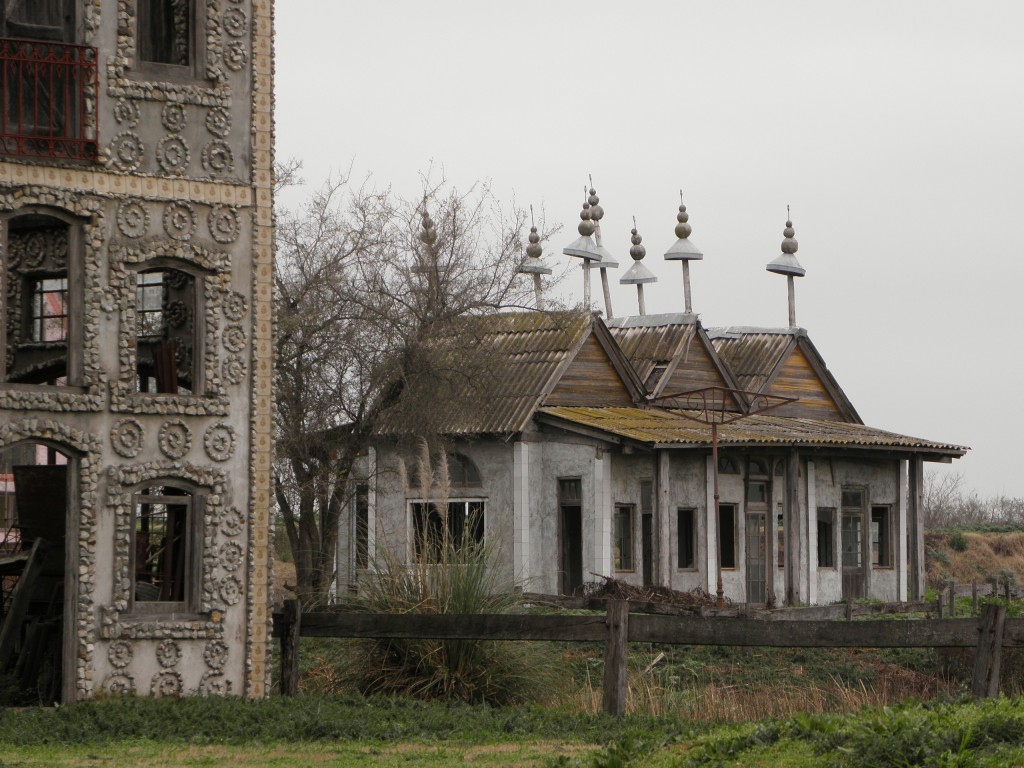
[526,225,543,259]
[587,188,604,221]
[674,203,692,239]
[578,201,596,236]
[419,211,437,245]
[781,219,798,255]
[629,227,646,260]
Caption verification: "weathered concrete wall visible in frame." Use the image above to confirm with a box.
[0,0,274,700]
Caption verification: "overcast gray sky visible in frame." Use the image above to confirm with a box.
[275,1,1024,498]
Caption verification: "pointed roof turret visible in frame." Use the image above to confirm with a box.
[663,192,702,313]
[766,209,805,328]
[519,206,552,311]
[620,218,657,315]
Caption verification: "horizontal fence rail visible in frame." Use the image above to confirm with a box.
[273,596,1019,714]
[0,37,98,160]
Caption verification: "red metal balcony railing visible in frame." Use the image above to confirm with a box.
[0,37,98,161]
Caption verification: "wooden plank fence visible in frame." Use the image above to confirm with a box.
[273,596,1022,715]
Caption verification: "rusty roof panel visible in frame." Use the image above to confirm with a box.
[538,406,968,455]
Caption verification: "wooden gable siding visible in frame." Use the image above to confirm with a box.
[544,333,635,407]
[659,338,739,408]
[767,346,845,421]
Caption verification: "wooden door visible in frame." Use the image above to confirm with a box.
[560,505,582,596]
[746,513,766,604]
[841,512,866,599]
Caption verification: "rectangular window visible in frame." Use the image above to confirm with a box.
[133,484,195,609]
[817,508,836,568]
[677,507,696,569]
[138,0,192,66]
[746,481,768,505]
[777,510,785,568]
[411,500,484,563]
[354,483,369,570]
[871,505,892,567]
[28,276,68,342]
[718,503,737,569]
[613,504,634,571]
[135,267,197,395]
[136,270,165,339]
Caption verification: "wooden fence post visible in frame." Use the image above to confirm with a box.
[972,580,979,615]
[280,598,301,697]
[845,597,854,621]
[603,599,629,717]
[1004,580,1012,603]
[947,582,956,618]
[971,603,1007,699]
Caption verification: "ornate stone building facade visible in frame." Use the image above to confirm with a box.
[0,0,274,702]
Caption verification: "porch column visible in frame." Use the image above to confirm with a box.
[785,448,802,605]
[897,459,909,602]
[593,451,613,579]
[806,460,817,605]
[367,446,377,567]
[512,441,532,584]
[657,450,671,588]
[907,454,926,601]
[704,454,717,593]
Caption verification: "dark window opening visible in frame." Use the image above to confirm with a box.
[746,480,768,505]
[3,214,74,385]
[134,266,197,395]
[613,504,634,571]
[411,500,484,563]
[558,478,583,596]
[133,484,194,606]
[677,507,696,569]
[407,451,481,490]
[718,503,737,569]
[777,510,785,568]
[817,507,835,568]
[138,0,191,67]
[871,505,892,567]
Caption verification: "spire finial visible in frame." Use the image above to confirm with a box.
[766,209,805,329]
[620,215,656,315]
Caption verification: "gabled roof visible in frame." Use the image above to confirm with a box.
[706,327,861,424]
[537,406,968,459]
[607,313,743,407]
[378,310,644,437]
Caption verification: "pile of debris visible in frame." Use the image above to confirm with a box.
[578,575,727,609]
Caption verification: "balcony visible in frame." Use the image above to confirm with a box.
[0,37,98,161]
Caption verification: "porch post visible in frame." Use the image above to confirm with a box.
[657,450,671,588]
[806,460,817,605]
[513,441,532,585]
[908,454,926,601]
[704,454,717,594]
[785,448,801,605]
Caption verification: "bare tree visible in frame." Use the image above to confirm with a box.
[273,168,556,604]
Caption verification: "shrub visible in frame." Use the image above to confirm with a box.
[949,531,968,552]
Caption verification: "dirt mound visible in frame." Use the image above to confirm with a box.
[926,530,1024,587]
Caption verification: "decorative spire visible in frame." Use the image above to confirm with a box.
[563,187,602,308]
[585,178,616,319]
[766,207,805,328]
[664,191,703,313]
[519,205,552,310]
[620,217,657,316]
[412,207,443,276]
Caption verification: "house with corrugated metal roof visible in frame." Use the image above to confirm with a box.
[340,201,966,607]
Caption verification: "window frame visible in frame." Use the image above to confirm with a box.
[409,498,485,563]
[133,0,206,82]
[817,507,837,569]
[1,210,84,389]
[718,502,738,570]
[129,480,203,615]
[613,503,635,572]
[871,504,893,568]
[677,507,696,570]
[130,260,205,397]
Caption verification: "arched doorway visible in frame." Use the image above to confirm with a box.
[0,439,76,705]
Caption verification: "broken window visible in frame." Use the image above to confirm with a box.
[411,500,484,563]
[677,507,696,569]
[613,504,634,571]
[871,505,892,567]
[134,266,198,395]
[718,503,737,569]
[132,483,197,609]
[2,212,79,386]
[817,507,836,568]
[137,0,192,67]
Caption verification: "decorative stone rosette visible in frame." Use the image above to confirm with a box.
[159,419,192,459]
[110,418,145,458]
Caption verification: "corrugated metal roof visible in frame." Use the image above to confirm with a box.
[538,406,968,455]
[378,310,594,436]
[706,327,795,392]
[607,319,696,387]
